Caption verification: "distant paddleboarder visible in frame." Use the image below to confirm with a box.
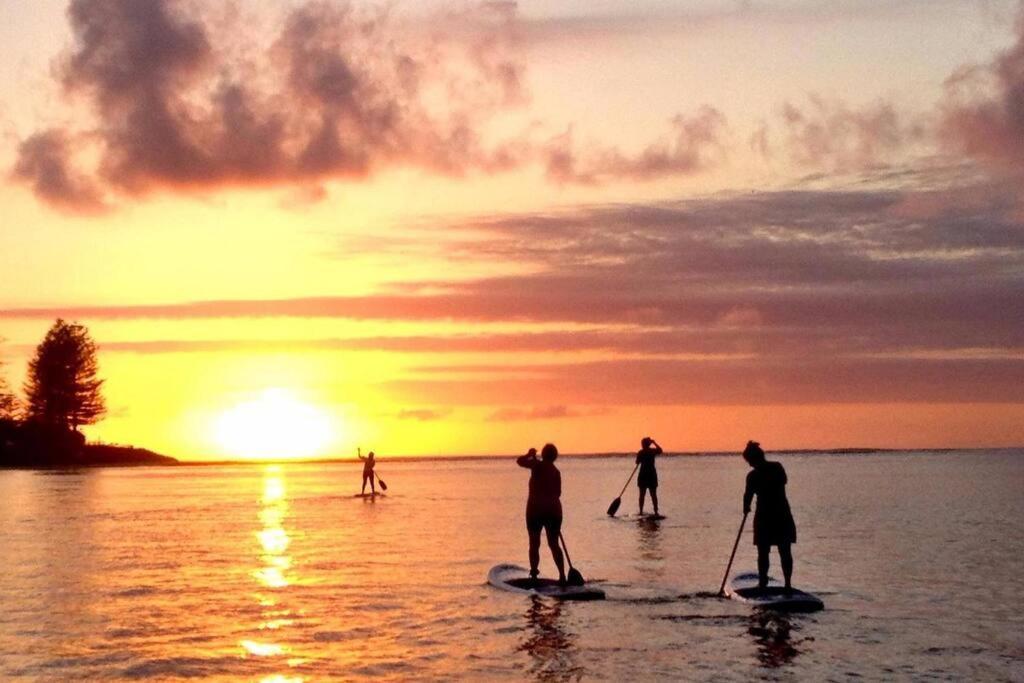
[517,444,566,584]
[742,440,797,590]
[636,437,662,515]
[359,449,377,495]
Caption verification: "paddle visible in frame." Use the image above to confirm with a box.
[374,471,388,492]
[606,463,640,516]
[559,532,585,586]
[718,511,749,596]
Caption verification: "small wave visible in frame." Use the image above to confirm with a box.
[313,627,373,642]
[120,655,240,678]
[656,614,751,625]
[111,586,158,597]
[608,594,684,605]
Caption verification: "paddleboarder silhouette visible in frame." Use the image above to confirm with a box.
[359,449,377,495]
[636,437,662,515]
[517,444,566,585]
[742,440,797,590]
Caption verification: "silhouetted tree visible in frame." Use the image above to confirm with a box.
[24,319,105,431]
[0,379,17,421]
[0,340,19,421]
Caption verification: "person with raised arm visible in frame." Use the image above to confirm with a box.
[359,449,377,495]
[636,436,662,515]
[517,444,566,584]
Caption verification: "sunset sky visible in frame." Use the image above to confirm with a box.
[1,0,1023,459]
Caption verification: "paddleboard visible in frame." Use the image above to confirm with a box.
[610,513,666,521]
[352,492,385,498]
[487,564,605,601]
[725,572,823,612]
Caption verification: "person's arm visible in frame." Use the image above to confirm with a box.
[651,441,663,456]
[516,448,538,468]
[743,471,755,514]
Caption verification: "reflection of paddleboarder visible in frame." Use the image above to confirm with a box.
[636,437,662,515]
[359,448,377,494]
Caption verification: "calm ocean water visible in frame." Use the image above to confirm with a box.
[1,450,1022,681]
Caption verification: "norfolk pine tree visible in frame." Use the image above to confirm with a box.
[24,319,106,431]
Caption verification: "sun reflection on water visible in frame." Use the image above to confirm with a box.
[255,467,292,589]
[240,465,304,675]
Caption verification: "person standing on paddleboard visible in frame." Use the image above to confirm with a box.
[359,450,377,495]
[636,437,662,515]
[516,444,566,584]
[742,440,797,590]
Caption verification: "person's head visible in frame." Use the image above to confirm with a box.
[541,443,558,462]
[368,451,375,459]
[641,437,653,449]
[742,440,765,467]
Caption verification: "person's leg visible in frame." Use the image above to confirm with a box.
[544,521,566,583]
[370,472,376,494]
[361,473,368,494]
[527,524,542,578]
[650,488,659,515]
[638,487,647,514]
[757,543,771,588]
[778,543,793,589]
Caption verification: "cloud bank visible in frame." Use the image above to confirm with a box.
[11,0,728,212]
[5,183,1021,405]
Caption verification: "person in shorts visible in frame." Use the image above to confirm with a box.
[517,444,566,584]
[636,436,662,515]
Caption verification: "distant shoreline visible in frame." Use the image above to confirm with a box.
[4,445,1020,470]
[171,446,1022,467]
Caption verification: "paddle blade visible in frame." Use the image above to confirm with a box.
[377,477,388,491]
[606,496,621,517]
[567,568,585,586]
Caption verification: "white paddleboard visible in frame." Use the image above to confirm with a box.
[487,564,605,601]
[726,571,823,612]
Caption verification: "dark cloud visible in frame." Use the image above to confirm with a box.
[11,131,106,214]
[544,108,726,183]
[392,356,1024,406]
[395,408,451,421]
[941,5,1024,173]
[486,405,586,421]
[11,0,533,210]
[776,95,927,172]
[13,0,732,211]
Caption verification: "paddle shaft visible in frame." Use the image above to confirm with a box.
[718,512,748,595]
[558,532,575,569]
[617,463,640,498]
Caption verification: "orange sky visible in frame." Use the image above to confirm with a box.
[1,0,1023,459]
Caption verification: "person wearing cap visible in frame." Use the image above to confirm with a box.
[742,440,797,590]
[516,444,566,584]
[636,436,662,515]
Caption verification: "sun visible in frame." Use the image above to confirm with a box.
[214,388,334,459]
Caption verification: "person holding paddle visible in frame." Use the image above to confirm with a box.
[517,444,567,585]
[359,449,378,495]
[742,440,797,590]
[636,436,662,515]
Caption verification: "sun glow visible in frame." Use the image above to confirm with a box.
[214,389,334,459]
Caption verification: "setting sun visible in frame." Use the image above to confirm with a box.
[214,389,334,460]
